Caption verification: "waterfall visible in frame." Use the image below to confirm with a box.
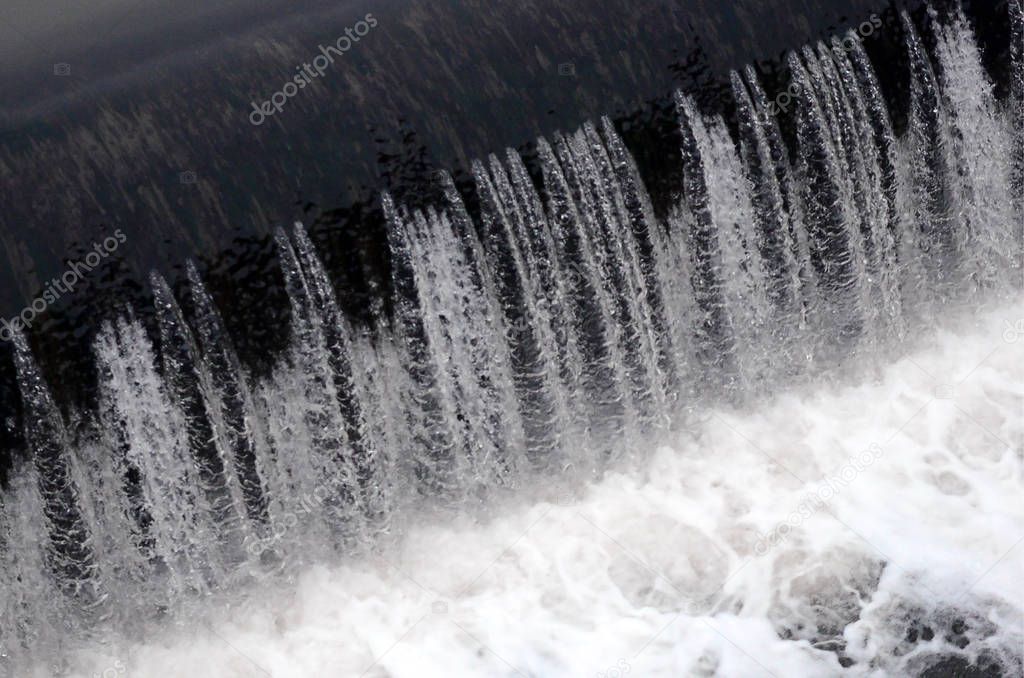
[151,272,248,573]
[9,330,104,617]
[1013,1,1024,227]
[94,315,213,600]
[1,6,1021,673]
[730,70,802,333]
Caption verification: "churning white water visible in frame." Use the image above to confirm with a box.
[56,301,1023,677]
[3,2,1023,676]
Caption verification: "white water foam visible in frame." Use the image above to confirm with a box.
[51,302,1022,678]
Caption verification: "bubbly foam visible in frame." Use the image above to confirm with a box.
[53,302,1023,678]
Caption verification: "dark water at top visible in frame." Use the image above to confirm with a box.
[0,0,1012,465]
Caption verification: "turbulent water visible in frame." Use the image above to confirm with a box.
[45,301,1024,677]
[1,4,1022,677]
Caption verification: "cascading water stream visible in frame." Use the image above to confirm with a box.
[1,5,1022,675]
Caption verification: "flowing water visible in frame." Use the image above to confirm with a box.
[1,4,1022,676]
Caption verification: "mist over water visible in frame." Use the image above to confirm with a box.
[53,301,1024,677]
[1,2,1022,676]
